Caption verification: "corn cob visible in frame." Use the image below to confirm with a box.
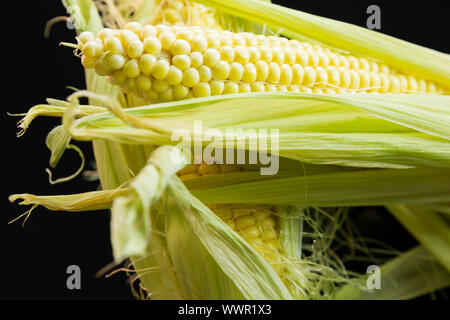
[149,0,221,28]
[177,163,285,275]
[77,23,443,102]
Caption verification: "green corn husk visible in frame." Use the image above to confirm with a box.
[9,0,450,300]
[387,205,450,272]
[45,125,85,184]
[52,92,450,169]
[11,166,450,210]
[110,146,187,260]
[163,175,292,300]
[335,246,450,300]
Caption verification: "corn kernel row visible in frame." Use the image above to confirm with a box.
[78,23,443,102]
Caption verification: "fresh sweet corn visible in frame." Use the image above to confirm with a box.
[76,21,444,278]
[73,1,448,296]
[177,163,285,275]
[78,23,443,102]
[12,0,449,301]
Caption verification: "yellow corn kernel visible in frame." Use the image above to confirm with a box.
[106,54,126,70]
[173,84,189,100]
[191,35,208,52]
[112,70,126,85]
[159,31,176,50]
[251,82,265,92]
[123,59,140,78]
[136,75,152,91]
[139,54,157,75]
[172,39,191,55]
[127,41,144,59]
[210,80,224,95]
[213,61,230,80]
[235,215,257,230]
[143,36,162,55]
[172,54,191,71]
[193,82,211,97]
[151,59,170,79]
[223,81,239,94]
[83,41,102,58]
[280,64,293,85]
[139,25,157,40]
[267,62,281,83]
[198,65,212,82]
[182,68,200,87]
[219,46,235,62]
[190,51,204,68]
[239,83,251,93]
[235,46,250,64]
[152,79,170,93]
[203,48,221,67]
[242,63,257,83]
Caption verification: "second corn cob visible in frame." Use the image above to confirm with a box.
[177,163,285,277]
[77,23,444,102]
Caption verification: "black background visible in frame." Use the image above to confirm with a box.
[1,1,448,300]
